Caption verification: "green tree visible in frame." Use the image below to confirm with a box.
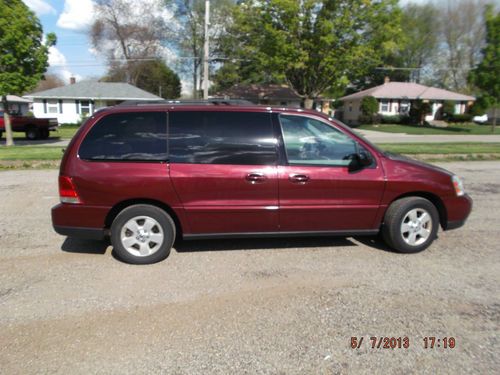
[361,96,379,115]
[352,3,439,90]
[409,100,432,126]
[469,5,500,132]
[214,0,401,108]
[103,59,182,99]
[0,0,55,146]
[359,96,379,124]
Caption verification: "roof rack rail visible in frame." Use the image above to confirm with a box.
[117,99,255,106]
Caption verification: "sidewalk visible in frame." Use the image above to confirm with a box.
[356,129,500,144]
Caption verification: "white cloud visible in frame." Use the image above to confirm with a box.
[23,0,56,15]
[48,46,82,83]
[57,0,95,31]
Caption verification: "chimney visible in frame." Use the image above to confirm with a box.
[384,76,390,84]
[70,77,76,85]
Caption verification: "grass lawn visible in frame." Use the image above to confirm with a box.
[0,146,65,160]
[53,124,80,139]
[359,123,500,135]
[378,142,500,154]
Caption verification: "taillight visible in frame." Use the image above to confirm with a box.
[59,175,81,204]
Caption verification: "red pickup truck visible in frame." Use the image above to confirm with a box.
[0,111,59,140]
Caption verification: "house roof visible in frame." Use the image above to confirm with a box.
[215,84,302,101]
[23,81,162,101]
[340,82,475,102]
[5,95,32,103]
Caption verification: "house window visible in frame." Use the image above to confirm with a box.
[400,101,410,115]
[380,100,389,112]
[47,100,59,114]
[80,100,91,116]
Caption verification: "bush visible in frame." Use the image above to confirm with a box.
[359,113,381,125]
[469,96,490,116]
[448,114,473,123]
[442,101,455,119]
[381,115,402,124]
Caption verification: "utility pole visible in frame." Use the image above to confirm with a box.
[203,0,210,100]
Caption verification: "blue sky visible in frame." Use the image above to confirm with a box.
[23,0,105,83]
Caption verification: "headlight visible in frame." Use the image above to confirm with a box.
[452,175,465,196]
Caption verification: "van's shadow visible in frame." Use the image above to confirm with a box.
[60,235,394,256]
[61,237,109,254]
[174,236,358,253]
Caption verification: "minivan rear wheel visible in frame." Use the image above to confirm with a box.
[111,204,175,264]
[382,197,439,253]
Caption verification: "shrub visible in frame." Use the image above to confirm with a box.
[359,113,382,125]
[448,114,473,122]
[380,115,402,124]
[442,101,455,119]
[469,96,490,116]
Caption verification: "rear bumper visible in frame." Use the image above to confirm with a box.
[444,194,473,231]
[52,203,109,239]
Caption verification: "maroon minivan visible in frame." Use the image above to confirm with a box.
[52,102,472,264]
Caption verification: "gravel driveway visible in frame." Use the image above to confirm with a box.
[0,162,499,374]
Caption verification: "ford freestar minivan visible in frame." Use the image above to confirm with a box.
[52,102,472,264]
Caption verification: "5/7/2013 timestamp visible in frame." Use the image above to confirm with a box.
[350,337,456,349]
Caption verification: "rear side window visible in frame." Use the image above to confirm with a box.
[79,112,167,161]
[169,111,276,165]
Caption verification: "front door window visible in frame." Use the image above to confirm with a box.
[280,115,358,166]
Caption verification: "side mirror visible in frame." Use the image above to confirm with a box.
[347,151,372,172]
[357,151,372,167]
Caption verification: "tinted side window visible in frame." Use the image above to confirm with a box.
[79,112,167,161]
[169,111,276,165]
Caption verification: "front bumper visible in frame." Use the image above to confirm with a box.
[444,194,473,231]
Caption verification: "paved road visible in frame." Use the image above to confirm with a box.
[0,162,499,374]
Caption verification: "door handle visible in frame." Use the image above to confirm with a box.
[246,172,267,183]
[289,174,310,184]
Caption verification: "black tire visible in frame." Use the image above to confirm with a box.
[110,204,175,264]
[40,128,50,139]
[382,197,439,253]
[25,126,40,140]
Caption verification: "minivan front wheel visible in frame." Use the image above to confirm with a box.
[111,204,175,264]
[382,197,439,253]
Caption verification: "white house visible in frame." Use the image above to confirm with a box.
[0,95,31,115]
[24,81,163,124]
[339,81,476,125]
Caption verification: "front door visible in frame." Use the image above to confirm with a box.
[277,114,385,232]
[169,110,279,235]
